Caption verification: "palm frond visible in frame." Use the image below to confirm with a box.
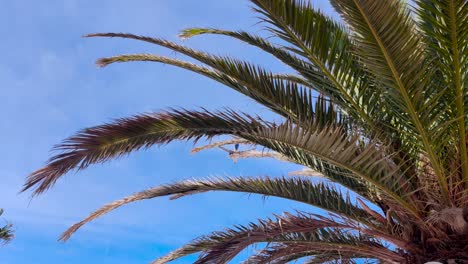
[154,213,403,264]
[178,27,427,194]
[329,0,452,204]
[24,106,419,219]
[416,0,468,187]
[245,244,367,264]
[154,212,346,263]
[86,33,325,127]
[303,255,376,264]
[179,28,338,98]
[96,52,323,127]
[22,110,266,195]
[59,178,374,242]
[248,0,394,137]
[252,120,419,218]
[23,97,347,196]
[0,209,13,244]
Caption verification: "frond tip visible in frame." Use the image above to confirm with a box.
[22,109,266,195]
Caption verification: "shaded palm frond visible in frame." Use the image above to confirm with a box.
[303,255,377,264]
[24,106,419,219]
[225,230,402,264]
[154,213,403,264]
[59,178,375,242]
[154,212,347,264]
[244,247,319,264]
[22,109,266,195]
[23,96,348,196]
[245,244,369,264]
[179,28,341,100]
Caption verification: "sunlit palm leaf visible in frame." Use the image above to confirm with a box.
[178,27,424,185]
[329,0,452,203]
[249,1,403,143]
[416,0,468,187]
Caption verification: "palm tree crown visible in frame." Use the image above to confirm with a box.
[23,0,467,263]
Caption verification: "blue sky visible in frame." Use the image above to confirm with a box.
[1,1,336,263]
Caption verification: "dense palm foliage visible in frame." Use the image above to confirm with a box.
[0,209,13,244]
[23,0,467,263]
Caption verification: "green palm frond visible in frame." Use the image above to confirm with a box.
[249,0,391,135]
[416,0,468,186]
[59,178,377,242]
[98,54,355,132]
[178,26,423,169]
[179,28,338,97]
[329,0,452,203]
[251,120,419,217]
[95,52,319,125]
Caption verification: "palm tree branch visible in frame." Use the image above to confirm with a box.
[96,53,322,127]
[448,0,468,187]
[245,244,371,264]
[24,108,419,217]
[254,122,420,217]
[59,178,376,242]
[153,214,403,264]
[330,0,450,204]
[179,28,426,187]
[249,0,379,131]
[416,0,468,187]
[179,28,341,98]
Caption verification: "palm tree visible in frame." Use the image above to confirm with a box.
[23,0,467,263]
[0,209,13,244]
